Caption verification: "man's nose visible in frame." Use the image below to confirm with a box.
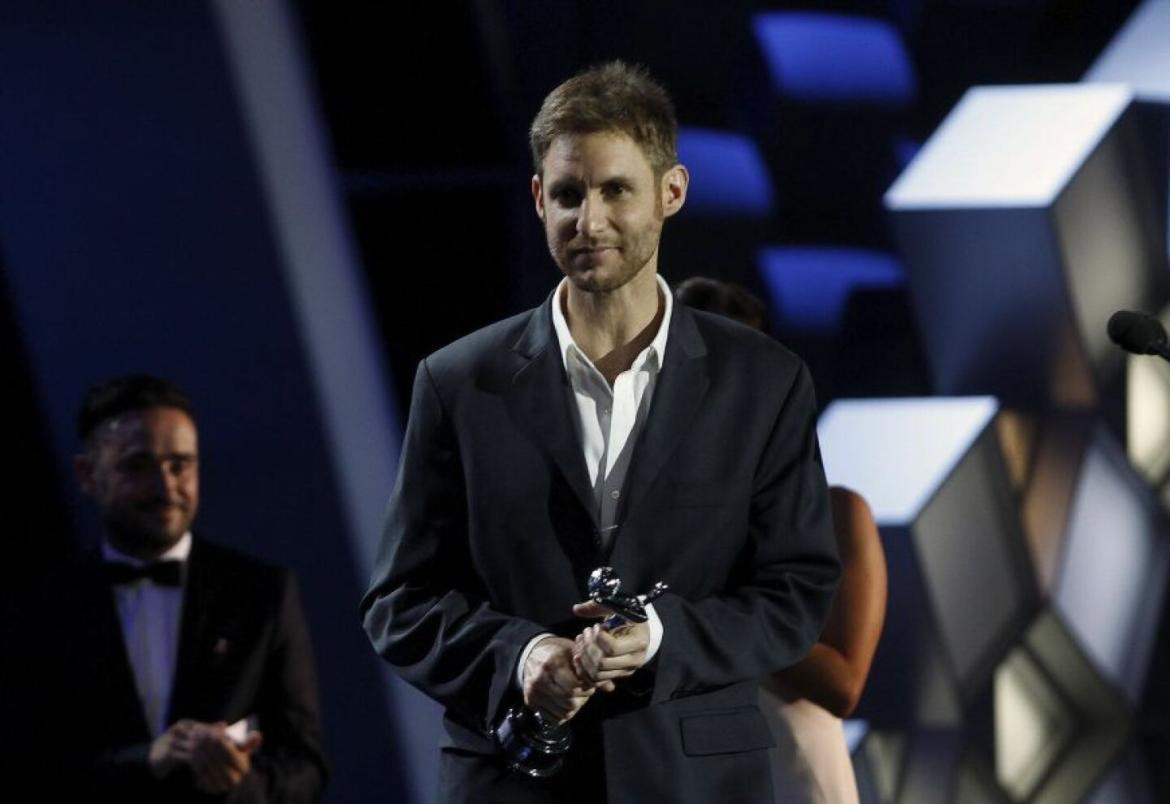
[147,462,180,498]
[577,194,606,236]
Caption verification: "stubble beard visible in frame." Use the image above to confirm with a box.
[104,504,193,559]
[557,223,663,296]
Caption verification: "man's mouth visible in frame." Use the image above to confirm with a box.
[140,502,184,516]
[570,245,618,257]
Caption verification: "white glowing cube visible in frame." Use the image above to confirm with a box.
[885,84,1168,408]
[817,397,1036,726]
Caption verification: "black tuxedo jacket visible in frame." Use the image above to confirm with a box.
[362,296,840,803]
[16,538,327,803]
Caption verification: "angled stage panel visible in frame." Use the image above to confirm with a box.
[886,85,1168,408]
[818,397,1036,727]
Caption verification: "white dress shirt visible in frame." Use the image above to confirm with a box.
[102,532,191,737]
[516,276,670,685]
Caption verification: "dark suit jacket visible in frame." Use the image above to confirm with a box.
[361,296,840,803]
[15,538,327,803]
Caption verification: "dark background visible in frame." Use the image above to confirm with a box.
[1,1,1161,801]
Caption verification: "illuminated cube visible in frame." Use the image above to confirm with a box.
[817,397,1037,726]
[885,84,1168,408]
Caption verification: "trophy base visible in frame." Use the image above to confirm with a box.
[493,706,572,778]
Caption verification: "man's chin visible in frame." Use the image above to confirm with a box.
[106,520,189,557]
[566,269,628,295]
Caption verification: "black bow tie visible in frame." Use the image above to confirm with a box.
[104,560,184,587]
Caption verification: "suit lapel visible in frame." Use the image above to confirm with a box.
[504,300,599,527]
[168,540,213,720]
[83,562,153,739]
[612,304,710,549]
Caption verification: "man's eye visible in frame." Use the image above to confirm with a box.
[171,457,194,472]
[554,189,582,206]
[120,456,152,473]
[603,183,628,198]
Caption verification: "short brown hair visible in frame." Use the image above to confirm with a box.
[78,374,194,442]
[529,61,679,176]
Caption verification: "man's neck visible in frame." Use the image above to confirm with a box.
[104,530,188,563]
[563,267,663,385]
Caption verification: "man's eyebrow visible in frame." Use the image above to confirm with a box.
[116,447,197,460]
[600,173,635,186]
[547,177,581,195]
[548,173,636,193]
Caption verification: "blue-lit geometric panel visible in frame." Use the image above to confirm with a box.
[994,610,1131,803]
[1012,413,1091,594]
[886,85,1168,408]
[850,727,1007,803]
[888,86,1132,208]
[665,130,776,288]
[819,397,997,524]
[1086,740,1158,804]
[677,127,775,219]
[995,640,1077,800]
[1086,0,1170,103]
[750,10,918,245]
[752,12,917,106]
[818,398,1035,725]
[757,247,903,333]
[1053,427,1170,703]
[1125,346,1170,489]
[895,729,965,802]
[852,729,905,803]
[1084,0,1170,261]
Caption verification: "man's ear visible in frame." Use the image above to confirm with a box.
[531,174,545,221]
[661,164,689,218]
[74,452,96,497]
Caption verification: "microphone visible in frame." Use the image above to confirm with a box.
[1107,310,1170,361]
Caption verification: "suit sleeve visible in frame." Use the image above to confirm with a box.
[648,361,841,703]
[230,572,328,804]
[360,359,546,732]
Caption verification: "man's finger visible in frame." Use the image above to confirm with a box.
[575,644,605,684]
[199,736,238,770]
[595,651,647,672]
[219,739,251,775]
[207,770,232,793]
[572,601,613,619]
[580,628,647,660]
[545,672,595,699]
[531,667,584,699]
[579,650,644,682]
[530,696,571,722]
[192,758,229,792]
[240,731,264,753]
[572,651,594,682]
[592,667,639,681]
[526,681,581,711]
[551,660,584,686]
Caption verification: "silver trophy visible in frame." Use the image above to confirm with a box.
[584,566,668,631]
[493,567,668,777]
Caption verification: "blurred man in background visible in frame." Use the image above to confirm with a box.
[19,374,327,803]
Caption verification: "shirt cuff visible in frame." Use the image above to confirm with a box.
[515,632,555,689]
[515,605,663,689]
[644,602,663,662]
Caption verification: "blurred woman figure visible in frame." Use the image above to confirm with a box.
[759,487,885,803]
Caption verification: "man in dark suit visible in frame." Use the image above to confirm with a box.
[361,62,840,803]
[22,375,327,802]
